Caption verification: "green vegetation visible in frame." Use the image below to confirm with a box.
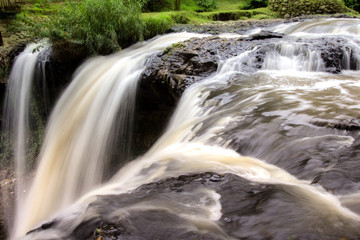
[142,13,174,40]
[57,0,143,54]
[5,0,358,56]
[197,0,219,11]
[10,0,175,55]
[142,0,174,12]
[343,0,359,12]
[269,0,349,17]
[239,0,268,9]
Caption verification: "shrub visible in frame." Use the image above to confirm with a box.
[343,0,359,12]
[30,0,49,7]
[11,0,148,55]
[141,0,174,12]
[239,0,268,10]
[170,12,191,23]
[12,0,180,55]
[53,0,145,54]
[196,0,219,12]
[142,14,174,39]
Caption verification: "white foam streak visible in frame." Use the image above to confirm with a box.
[263,42,325,72]
[272,18,360,37]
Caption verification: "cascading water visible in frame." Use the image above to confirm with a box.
[7,18,360,239]
[1,41,48,237]
[10,32,208,239]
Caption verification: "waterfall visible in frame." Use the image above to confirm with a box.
[2,41,48,237]
[262,42,326,72]
[6,18,360,240]
[11,32,207,239]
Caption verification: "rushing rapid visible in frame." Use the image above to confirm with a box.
[5,18,360,239]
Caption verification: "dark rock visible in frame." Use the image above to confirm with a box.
[140,35,357,100]
[26,220,56,235]
[28,173,360,239]
[140,36,252,99]
[209,11,252,21]
[311,119,360,131]
[42,40,89,111]
[245,30,284,40]
[135,32,360,156]
[170,19,287,35]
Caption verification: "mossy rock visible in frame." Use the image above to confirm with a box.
[268,0,347,16]
[208,11,253,21]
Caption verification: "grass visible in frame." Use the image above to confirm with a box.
[143,5,279,24]
[143,10,210,24]
[3,0,358,55]
[217,0,244,11]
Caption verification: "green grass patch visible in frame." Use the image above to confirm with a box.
[217,0,243,11]
[199,7,278,21]
[143,6,279,24]
[143,10,211,24]
[142,13,174,39]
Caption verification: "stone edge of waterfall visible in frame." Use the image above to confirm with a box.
[170,14,359,34]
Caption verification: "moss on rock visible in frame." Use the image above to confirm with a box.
[268,0,347,17]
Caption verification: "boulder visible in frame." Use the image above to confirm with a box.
[268,0,347,17]
[27,172,360,239]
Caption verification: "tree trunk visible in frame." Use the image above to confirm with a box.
[0,31,3,46]
[174,0,181,10]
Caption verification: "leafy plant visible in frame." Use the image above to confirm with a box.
[141,0,174,12]
[239,0,268,10]
[57,0,145,54]
[12,0,151,55]
[343,0,359,12]
[142,14,174,39]
[31,0,49,7]
[196,0,218,11]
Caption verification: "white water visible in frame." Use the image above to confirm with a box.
[8,18,360,239]
[2,41,48,236]
[11,32,208,238]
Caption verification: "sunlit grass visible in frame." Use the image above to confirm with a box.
[217,0,243,11]
[142,6,280,24]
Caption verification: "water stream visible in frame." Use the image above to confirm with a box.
[5,18,360,239]
[2,41,48,236]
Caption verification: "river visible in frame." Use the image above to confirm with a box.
[3,18,360,239]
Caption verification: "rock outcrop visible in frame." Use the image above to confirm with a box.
[28,172,360,240]
[139,31,357,100]
[134,28,360,155]
[268,0,347,17]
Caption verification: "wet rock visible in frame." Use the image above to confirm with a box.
[140,36,272,99]
[135,32,360,155]
[0,168,16,240]
[310,138,360,195]
[41,41,89,110]
[311,119,360,131]
[140,34,357,100]
[244,30,284,40]
[28,173,360,239]
[170,19,286,35]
